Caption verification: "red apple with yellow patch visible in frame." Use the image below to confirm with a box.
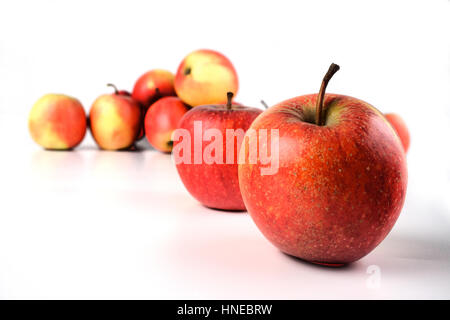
[238,64,407,265]
[132,69,175,109]
[144,96,190,153]
[175,49,239,107]
[385,113,410,153]
[89,84,142,150]
[28,94,87,150]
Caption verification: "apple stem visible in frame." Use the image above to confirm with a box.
[315,63,340,126]
[260,100,269,109]
[226,92,233,110]
[107,83,119,94]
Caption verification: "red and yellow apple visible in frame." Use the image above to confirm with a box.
[144,96,190,153]
[89,85,142,150]
[28,94,87,150]
[385,113,410,153]
[132,69,175,109]
[107,84,145,141]
[238,64,408,265]
[173,93,262,211]
[174,49,239,107]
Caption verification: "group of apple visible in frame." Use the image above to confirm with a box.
[29,50,410,266]
[28,49,240,152]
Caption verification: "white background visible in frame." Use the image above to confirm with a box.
[0,0,449,299]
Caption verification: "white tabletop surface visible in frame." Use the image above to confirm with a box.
[0,0,449,299]
[0,115,449,300]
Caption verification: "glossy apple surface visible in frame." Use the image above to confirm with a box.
[174,49,238,107]
[29,94,87,150]
[385,113,410,153]
[238,65,407,265]
[174,95,261,210]
[89,88,142,150]
[144,97,190,153]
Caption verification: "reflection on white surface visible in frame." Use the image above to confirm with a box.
[0,126,449,298]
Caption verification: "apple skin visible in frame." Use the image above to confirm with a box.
[28,94,87,150]
[144,97,190,153]
[132,69,176,109]
[174,104,262,211]
[89,91,142,150]
[238,94,407,264]
[174,49,239,107]
[385,113,410,153]
[116,87,146,141]
[108,85,146,141]
[116,89,131,96]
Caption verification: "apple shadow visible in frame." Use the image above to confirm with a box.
[76,144,147,152]
[376,202,450,264]
[74,135,155,152]
[43,147,76,152]
[135,138,154,151]
[380,233,450,263]
[280,251,360,271]
[202,204,247,214]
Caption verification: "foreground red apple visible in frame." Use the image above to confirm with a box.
[29,94,87,150]
[90,84,142,150]
[173,93,262,210]
[144,97,190,153]
[132,69,176,109]
[238,64,407,265]
[385,113,410,153]
[174,49,239,107]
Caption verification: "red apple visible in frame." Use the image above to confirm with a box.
[385,113,410,153]
[132,69,176,109]
[89,84,142,150]
[238,64,407,265]
[144,96,190,153]
[28,94,87,150]
[173,93,262,211]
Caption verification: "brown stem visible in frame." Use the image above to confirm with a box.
[107,83,119,94]
[226,92,233,110]
[260,100,269,109]
[315,63,340,126]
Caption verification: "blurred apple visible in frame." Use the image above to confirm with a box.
[28,94,87,150]
[175,49,238,107]
[385,113,410,153]
[107,84,145,141]
[89,84,142,150]
[132,69,176,109]
[144,97,190,153]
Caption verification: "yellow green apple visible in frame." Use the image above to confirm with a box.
[174,49,239,107]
